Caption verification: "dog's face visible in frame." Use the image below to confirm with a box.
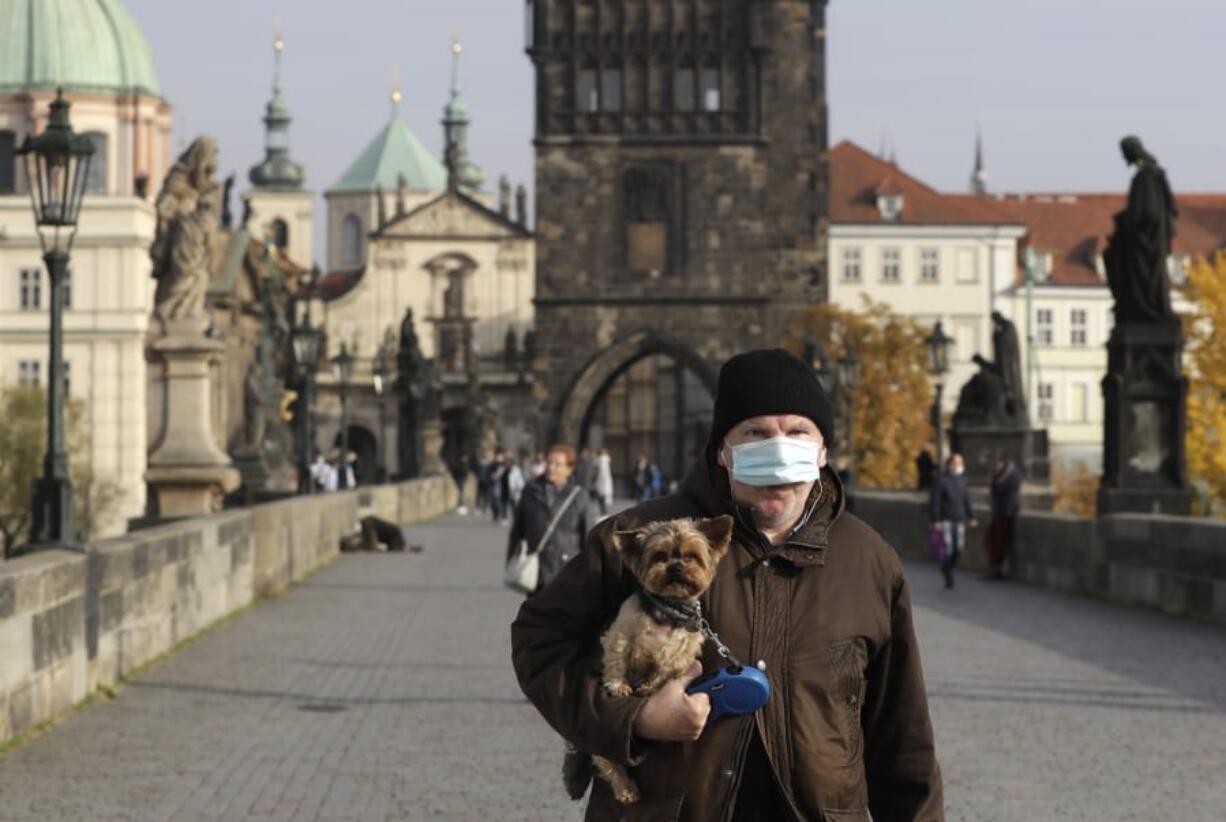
[611,516,734,600]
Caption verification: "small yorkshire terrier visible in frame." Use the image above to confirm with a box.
[563,515,734,805]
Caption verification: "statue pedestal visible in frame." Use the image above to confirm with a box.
[422,419,445,477]
[146,327,240,518]
[233,448,297,503]
[950,426,1050,486]
[1098,322,1191,516]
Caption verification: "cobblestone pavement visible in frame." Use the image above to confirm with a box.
[1,512,1224,821]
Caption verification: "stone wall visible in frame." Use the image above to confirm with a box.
[852,489,1226,624]
[0,475,457,748]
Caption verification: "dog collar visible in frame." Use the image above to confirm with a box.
[637,590,702,631]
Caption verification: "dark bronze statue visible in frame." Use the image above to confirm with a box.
[397,309,440,478]
[1103,136,1178,324]
[955,312,1029,428]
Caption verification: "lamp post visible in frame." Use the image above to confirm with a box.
[290,281,322,494]
[837,346,861,474]
[372,345,390,483]
[18,90,95,550]
[331,343,354,489]
[923,321,954,472]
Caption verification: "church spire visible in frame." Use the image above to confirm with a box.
[442,32,485,194]
[970,119,988,195]
[249,20,305,191]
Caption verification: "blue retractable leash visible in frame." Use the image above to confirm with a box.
[639,591,771,723]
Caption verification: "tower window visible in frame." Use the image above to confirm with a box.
[272,218,289,250]
[83,132,108,194]
[601,67,623,112]
[578,69,599,113]
[674,67,696,112]
[341,213,364,266]
[624,164,681,277]
[0,130,15,193]
[701,67,721,112]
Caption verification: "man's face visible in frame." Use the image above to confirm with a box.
[716,414,825,533]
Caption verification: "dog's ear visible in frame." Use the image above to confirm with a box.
[610,529,643,564]
[695,515,735,556]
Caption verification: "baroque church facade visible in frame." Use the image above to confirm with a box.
[526,0,830,483]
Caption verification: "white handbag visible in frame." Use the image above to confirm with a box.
[504,486,581,595]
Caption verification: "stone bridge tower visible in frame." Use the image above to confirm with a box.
[527,0,829,450]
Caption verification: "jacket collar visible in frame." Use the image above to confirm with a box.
[680,451,847,567]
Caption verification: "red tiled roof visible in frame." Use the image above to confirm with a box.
[992,193,1226,286]
[830,141,1019,226]
[317,268,364,301]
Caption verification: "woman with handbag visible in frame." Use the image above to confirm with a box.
[506,444,594,595]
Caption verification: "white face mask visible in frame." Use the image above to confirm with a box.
[725,437,825,487]
[951,465,965,477]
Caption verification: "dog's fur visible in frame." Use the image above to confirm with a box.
[563,515,734,805]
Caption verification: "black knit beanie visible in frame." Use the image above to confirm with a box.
[708,348,836,450]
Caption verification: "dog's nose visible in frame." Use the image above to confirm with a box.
[667,563,685,580]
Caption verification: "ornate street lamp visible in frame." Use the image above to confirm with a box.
[18,90,95,551]
[331,342,355,489]
[924,321,954,470]
[290,286,322,494]
[372,344,390,483]
[837,346,860,475]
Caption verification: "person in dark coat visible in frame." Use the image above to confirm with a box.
[987,456,1023,578]
[507,444,595,593]
[915,449,936,490]
[930,452,977,589]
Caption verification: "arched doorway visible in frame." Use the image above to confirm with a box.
[555,333,717,494]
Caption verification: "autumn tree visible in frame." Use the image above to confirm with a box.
[785,297,934,489]
[0,385,121,556]
[1183,252,1226,517]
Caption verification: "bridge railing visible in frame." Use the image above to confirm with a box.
[0,475,458,749]
[852,490,1226,625]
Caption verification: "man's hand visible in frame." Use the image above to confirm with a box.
[632,661,711,742]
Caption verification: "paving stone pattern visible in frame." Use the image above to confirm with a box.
[0,513,1224,821]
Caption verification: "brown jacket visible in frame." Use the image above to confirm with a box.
[511,457,944,822]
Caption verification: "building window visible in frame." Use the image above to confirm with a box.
[841,248,862,283]
[674,66,696,112]
[272,218,289,250]
[0,130,15,194]
[1037,382,1055,423]
[1070,308,1087,347]
[1036,308,1054,346]
[341,214,363,266]
[701,66,721,112]
[83,132,108,194]
[20,268,41,310]
[880,248,901,283]
[18,360,41,387]
[601,67,623,112]
[919,248,940,282]
[624,164,680,277]
[1168,254,1190,286]
[578,68,599,113]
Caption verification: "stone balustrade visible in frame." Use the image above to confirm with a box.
[852,489,1226,624]
[0,476,457,748]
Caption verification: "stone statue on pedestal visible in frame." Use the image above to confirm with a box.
[1099,136,1190,515]
[397,309,444,478]
[955,312,1028,429]
[150,137,222,330]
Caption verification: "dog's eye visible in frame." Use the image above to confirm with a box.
[650,552,669,565]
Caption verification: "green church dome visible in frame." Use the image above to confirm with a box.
[0,0,161,97]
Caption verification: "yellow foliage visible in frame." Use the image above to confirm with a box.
[1184,252,1226,517]
[1051,460,1098,519]
[785,298,933,489]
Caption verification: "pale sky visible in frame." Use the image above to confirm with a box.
[126,0,1226,267]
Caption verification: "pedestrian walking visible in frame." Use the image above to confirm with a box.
[512,348,943,820]
[488,452,509,523]
[915,449,936,490]
[506,453,526,516]
[506,444,595,594]
[987,454,1023,578]
[930,452,977,589]
[593,447,614,516]
[633,454,653,503]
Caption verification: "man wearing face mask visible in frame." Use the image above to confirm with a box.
[512,349,944,821]
[929,453,978,590]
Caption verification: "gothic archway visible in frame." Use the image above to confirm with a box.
[552,332,717,488]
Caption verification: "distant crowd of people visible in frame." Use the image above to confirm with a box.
[308,449,357,492]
